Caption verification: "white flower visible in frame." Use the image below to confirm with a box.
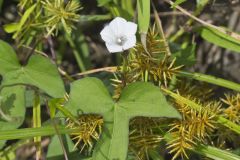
[100,17,137,53]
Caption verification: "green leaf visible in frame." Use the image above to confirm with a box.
[65,77,114,115]
[121,0,134,17]
[0,40,65,98]
[172,43,196,66]
[13,4,36,38]
[3,23,19,33]
[118,82,181,119]
[65,78,180,160]
[25,90,45,108]
[194,144,240,160]
[0,40,20,74]
[104,105,130,159]
[102,82,181,159]
[178,71,240,92]
[2,55,65,98]
[0,86,25,149]
[0,126,76,141]
[199,26,240,53]
[137,0,150,52]
[137,0,150,34]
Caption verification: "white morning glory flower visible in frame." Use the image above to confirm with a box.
[100,17,137,53]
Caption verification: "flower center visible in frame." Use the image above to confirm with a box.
[116,36,127,46]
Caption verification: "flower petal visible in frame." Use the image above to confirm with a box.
[100,25,115,43]
[106,43,123,53]
[109,17,127,36]
[124,22,137,36]
[122,36,136,50]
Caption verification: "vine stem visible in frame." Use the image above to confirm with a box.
[161,87,240,134]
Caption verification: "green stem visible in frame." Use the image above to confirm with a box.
[161,88,240,134]
[144,70,149,82]
[0,126,78,141]
[65,32,86,72]
[177,71,240,92]
[121,51,129,86]
[33,92,41,159]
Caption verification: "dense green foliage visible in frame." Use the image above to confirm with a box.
[0,0,240,160]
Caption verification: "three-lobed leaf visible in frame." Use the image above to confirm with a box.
[64,77,181,160]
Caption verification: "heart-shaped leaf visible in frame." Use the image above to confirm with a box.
[0,40,65,98]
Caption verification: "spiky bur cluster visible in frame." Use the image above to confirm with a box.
[128,117,164,159]
[66,115,103,155]
[10,0,81,44]
[221,93,240,124]
[167,94,222,159]
[175,79,215,101]
[213,93,240,147]
[112,27,183,100]
[42,0,81,35]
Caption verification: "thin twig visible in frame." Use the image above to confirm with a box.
[152,2,171,56]
[24,39,41,65]
[164,0,240,41]
[47,36,57,64]
[71,66,117,77]
[150,11,186,17]
[21,45,49,57]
